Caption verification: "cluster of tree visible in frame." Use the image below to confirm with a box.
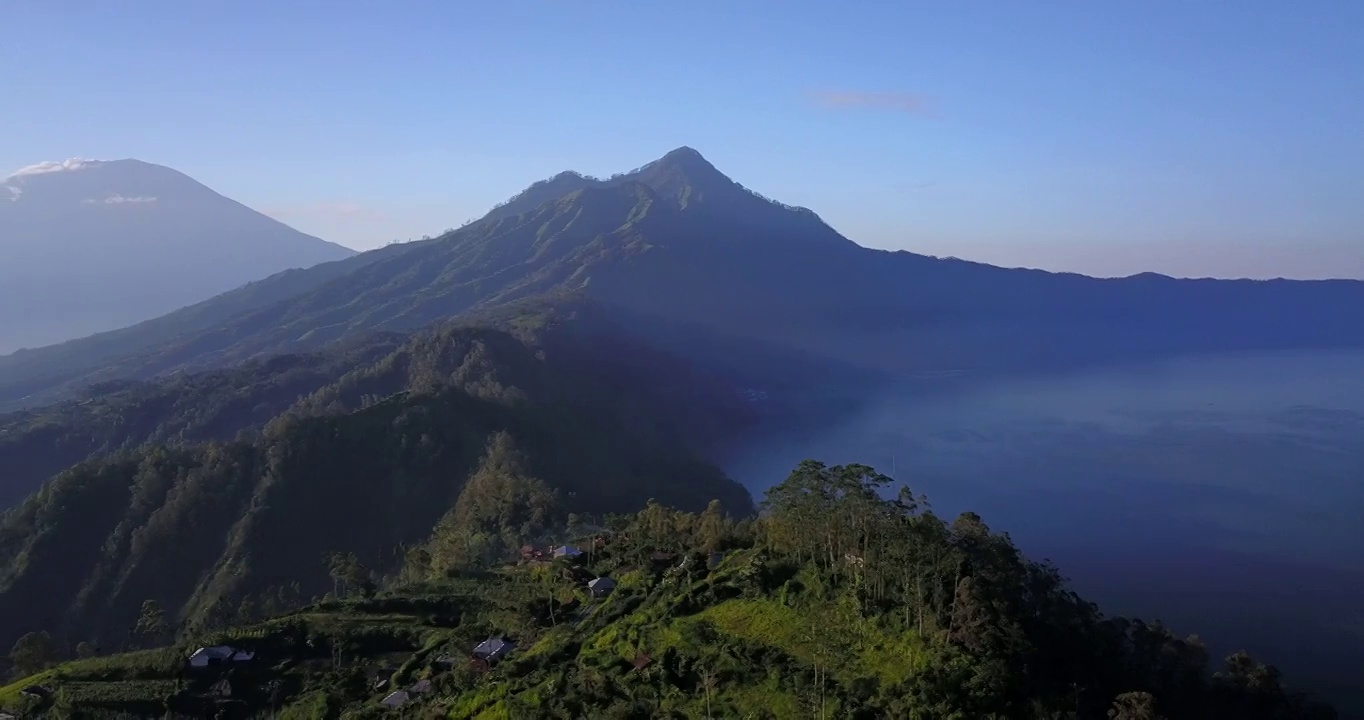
[751,461,1335,719]
[389,461,1337,718]
[0,341,402,509]
[337,461,1332,718]
[2,461,1338,718]
[0,321,751,658]
[0,294,762,516]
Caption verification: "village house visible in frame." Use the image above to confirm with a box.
[554,545,584,559]
[380,690,410,709]
[409,678,432,695]
[473,636,515,662]
[188,645,254,668]
[588,576,617,598]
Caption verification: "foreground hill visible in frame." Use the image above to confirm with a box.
[0,158,355,353]
[1,462,1335,718]
[0,313,754,652]
[3,147,1361,412]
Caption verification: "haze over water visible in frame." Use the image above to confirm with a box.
[729,350,1364,710]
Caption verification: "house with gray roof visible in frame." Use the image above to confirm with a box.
[473,636,515,662]
[588,576,617,598]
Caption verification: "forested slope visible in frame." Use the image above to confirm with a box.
[0,317,754,653]
[0,462,1335,719]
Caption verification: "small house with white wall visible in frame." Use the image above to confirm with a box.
[188,645,254,668]
[473,636,515,662]
[380,690,410,709]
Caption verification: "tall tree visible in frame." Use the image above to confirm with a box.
[10,631,57,677]
[1109,691,1163,720]
[697,500,730,553]
[134,600,168,645]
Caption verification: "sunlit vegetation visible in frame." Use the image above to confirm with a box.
[2,461,1334,718]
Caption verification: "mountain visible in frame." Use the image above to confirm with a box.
[1,147,1361,413]
[0,159,356,353]
[0,147,1355,715]
[0,462,1337,718]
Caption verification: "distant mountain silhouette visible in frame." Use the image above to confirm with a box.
[2,147,1362,411]
[0,159,355,353]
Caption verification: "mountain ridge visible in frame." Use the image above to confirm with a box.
[1,146,1362,414]
[0,148,1357,716]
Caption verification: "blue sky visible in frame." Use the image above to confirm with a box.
[4,1,1362,278]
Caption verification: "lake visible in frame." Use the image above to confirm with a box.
[727,349,1364,711]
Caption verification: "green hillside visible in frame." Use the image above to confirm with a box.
[1,462,1334,719]
[0,317,754,654]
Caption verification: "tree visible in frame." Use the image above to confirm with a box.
[699,669,718,719]
[697,500,730,553]
[401,545,432,583]
[237,597,258,624]
[10,630,57,676]
[74,641,96,659]
[326,552,368,597]
[538,566,564,626]
[134,599,168,644]
[1109,691,1163,720]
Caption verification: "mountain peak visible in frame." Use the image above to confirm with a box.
[630,146,740,208]
[0,157,354,352]
[658,145,707,162]
[648,146,722,176]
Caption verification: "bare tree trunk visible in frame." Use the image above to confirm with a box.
[948,562,962,637]
[812,657,823,720]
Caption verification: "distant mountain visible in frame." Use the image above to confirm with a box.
[2,147,1361,413]
[0,158,355,353]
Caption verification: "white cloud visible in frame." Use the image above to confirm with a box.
[2,185,19,201]
[82,194,158,205]
[809,90,934,116]
[8,158,101,178]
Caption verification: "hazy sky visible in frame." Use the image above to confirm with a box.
[4,1,1362,279]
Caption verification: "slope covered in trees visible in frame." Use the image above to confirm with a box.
[0,297,776,512]
[1,462,1335,719]
[0,337,406,509]
[0,318,754,654]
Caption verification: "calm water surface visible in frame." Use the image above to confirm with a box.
[728,350,1364,710]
